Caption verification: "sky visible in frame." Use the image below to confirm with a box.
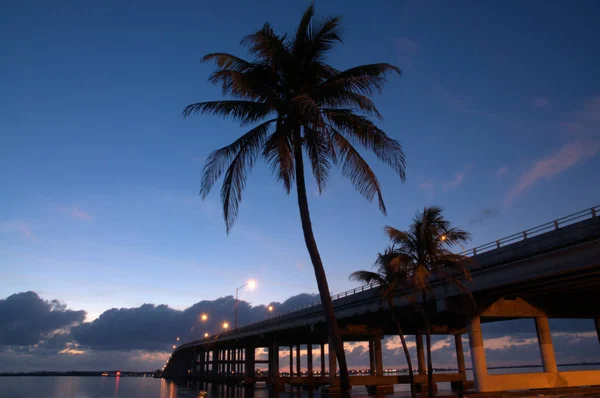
[1,0,600,372]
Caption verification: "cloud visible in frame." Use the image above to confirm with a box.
[0,221,34,239]
[3,292,600,372]
[560,95,600,137]
[443,166,472,192]
[393,38,419,53]
[71,293,318,352]
[469,208,499,226]
[506,139,600,204]
[393,38,419,68]
[496,167,509,178]
[59,206,92,222]
[532,97,549,108]
[434,85,496,117]
[0,292,85,346]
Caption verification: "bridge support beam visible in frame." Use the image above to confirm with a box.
[374,332,384,376]
[368,341,375,375]
[455,333,466,375]
[468,316,488,392]
[296,344,301,377]
[307,343,313,378]
[245,346,255,381]
[535,316,558,373]
[328,340,338,387]
[289,345,293,376]
[320,344,325,376]
[416,333,426,376]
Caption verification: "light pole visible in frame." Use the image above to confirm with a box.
[235,279,256,331]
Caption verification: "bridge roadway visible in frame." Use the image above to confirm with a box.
[163,206,600,394]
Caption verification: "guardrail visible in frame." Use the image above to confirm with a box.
[207,205,600,336]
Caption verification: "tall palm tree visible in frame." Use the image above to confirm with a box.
[349,247,417,398]
[384,206,471,397]
[183,5,405,394]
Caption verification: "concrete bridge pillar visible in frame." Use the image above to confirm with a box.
[368,341,375,375]
[289,346,294,376]
[296,345,301,377]
[416,333,426,375]
[468,316,489,392]
[454,333,466,375]
[328,341,338,386]
[245,346,255,380]
[374,332,384,376]
[320,343,325,376]
[307,343,313,377]
[535,316,558,373]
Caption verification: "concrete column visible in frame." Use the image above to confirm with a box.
[416,333,426,375]
[227,349,231,376]
[468,316,488,392]
[272,342,280,378]
[374,333,384,376]
[328,342,338,385]
[454,334,466,375]
[535,316,558,373]
[320,344,326,375]
[245,347,255,378]
[296,345,301,377]
[289,346,294,376]
[368,341,376,375]
[212,349,218,377]
[307,344,313,377]
[595,317,600,346]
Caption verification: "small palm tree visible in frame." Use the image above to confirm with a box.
[349,247,417,398]
[384,206,471,397]
[183,4,405,394]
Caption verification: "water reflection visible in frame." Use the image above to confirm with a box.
[159,380,386,398]
[115,375,120,397]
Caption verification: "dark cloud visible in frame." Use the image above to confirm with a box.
[71,294,318,352]
[0,292,85,346]
[469,208,499,226]
[2,291,599,372]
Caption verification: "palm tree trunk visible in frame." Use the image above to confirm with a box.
[422,291,434,397]
[390,307,416,398]
[293,129,350,396]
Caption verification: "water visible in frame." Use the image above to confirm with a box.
[1,366,598,398]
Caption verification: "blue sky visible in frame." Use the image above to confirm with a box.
[2,0,599,329]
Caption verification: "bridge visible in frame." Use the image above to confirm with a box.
[163,205,600,394]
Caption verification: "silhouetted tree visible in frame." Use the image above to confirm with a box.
[183,5,405,394]
[383,207,471,397]
[349,247,416,398]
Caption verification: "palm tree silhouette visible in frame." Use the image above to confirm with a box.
[183,5,405,394]
[349,247,417,398]
[383,206,471,397]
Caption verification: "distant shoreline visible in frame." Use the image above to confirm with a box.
[2,363,599,377]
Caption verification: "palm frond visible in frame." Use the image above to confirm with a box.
[262,124,295,193]
[200,119,276,199]
[303,128,332,194]
[182,100,273,125]
[319,63,400,96]
[201,53,253,71]
[331,130,386,214]
[241,22,289,63]
[325,110,406,180]
[349,270,384,286]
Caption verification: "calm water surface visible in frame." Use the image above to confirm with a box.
[1,366,598,398]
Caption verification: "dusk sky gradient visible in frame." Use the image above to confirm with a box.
[1,0,599,371]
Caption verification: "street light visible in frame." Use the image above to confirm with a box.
[267,305,273,312]
[223,321,229,330]
[204,332,209,338]
[172,345,176,349]
[200,313,208,322]
[176,337,180,341]
[235,279,257,331]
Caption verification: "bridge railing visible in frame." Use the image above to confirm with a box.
[218,205,600,331]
